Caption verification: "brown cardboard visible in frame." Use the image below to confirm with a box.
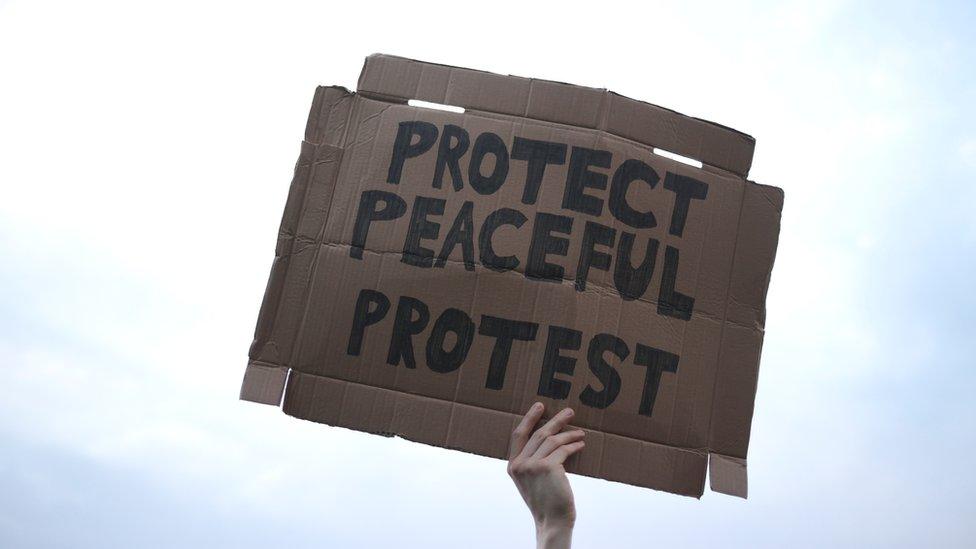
[241,54,783,499]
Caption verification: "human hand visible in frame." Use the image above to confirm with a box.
[508,403,586,549]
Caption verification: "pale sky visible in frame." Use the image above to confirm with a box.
[1,0,974,547]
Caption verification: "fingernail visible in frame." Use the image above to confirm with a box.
[532,402,543,411]
[564,408,574,417]
[577,430,586,436]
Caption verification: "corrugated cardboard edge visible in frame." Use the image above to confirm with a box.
[356,53,755,178]
[709,453,748,497]
[242,85,353,408]
[283,370,708,498]
[704,181,785,498]
[240,361,288,405]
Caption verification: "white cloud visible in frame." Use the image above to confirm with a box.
[961,139,976,167]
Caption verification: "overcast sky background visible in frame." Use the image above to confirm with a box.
[1,0,974,547]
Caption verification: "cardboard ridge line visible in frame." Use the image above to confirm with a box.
[239,362,745,499]
[356,54,756,178]
[285,238,768,331]
[281,368,713,498]
[355,53,755,139]
[242,358,739,461]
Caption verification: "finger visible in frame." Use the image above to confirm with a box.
[545,440,585,465]
[519,407,575,459]
[532,429,585,459]
[509,402,545,459]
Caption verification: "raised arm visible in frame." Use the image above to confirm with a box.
[508,403,586,549]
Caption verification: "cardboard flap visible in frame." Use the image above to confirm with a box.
[283,371,708,498]
[240,361,288,405]
[709,453,748,498]
[707,181,783,462]
[356,53,755,177]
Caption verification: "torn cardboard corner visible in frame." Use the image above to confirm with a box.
[241,54,784,499]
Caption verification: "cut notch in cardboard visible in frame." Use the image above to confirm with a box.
[407,99,466,114]
[241,54,783,499]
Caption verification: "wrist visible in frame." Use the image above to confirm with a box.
[535,518,574,549]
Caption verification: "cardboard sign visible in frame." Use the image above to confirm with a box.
[240,55,783,498]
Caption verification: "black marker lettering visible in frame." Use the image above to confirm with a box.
[526,212,573,281]
[347,289,390,356]
[468,132,509,195]
[402,196,445,268]
[387,295,430,368]
[609,159,659,229]
[435,201,476,271]
[432,124,470,190]
[632,344,679,417]
[562,146,611,216]
[350,190,407,259]
[511,137,567,205]
[478,315,539,390]
[388,121,438,184]
[537,326,581,400]
[576,221,616,292]
[426,308,475,373]
[479,208,527,272]
[657,245,695,320]
[579,333,626,409]
[614,232,658,300]
[663,172,708,237]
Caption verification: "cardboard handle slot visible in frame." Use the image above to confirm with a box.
[407,99,465,113]
[653,147,704,169]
